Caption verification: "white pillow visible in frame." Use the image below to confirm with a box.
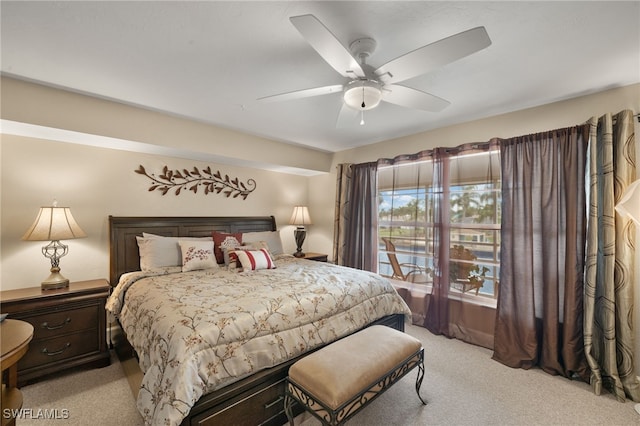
[178,240,217,272]
[244,240,270,251]
[242,231,284,255]
[137,236,182,271]
[143,232,212,241]
[235,249,276,270]
[136,235,212,271]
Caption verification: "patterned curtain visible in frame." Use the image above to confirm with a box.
[333,162,378,271]
[584,110,640,402]
[333,164,352,266]
[493,125,591,380]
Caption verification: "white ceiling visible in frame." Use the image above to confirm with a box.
[2,1,639,153]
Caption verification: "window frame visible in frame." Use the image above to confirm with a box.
[377,152,501,302]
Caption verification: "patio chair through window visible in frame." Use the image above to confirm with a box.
[382,237,430,284]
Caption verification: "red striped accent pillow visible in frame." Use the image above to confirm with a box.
[235,248,276,270]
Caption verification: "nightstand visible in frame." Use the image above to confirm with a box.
[0,279,111,385]
[302,252,328,262]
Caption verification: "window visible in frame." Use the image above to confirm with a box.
[378,150,501,299]
[379,186,430,274]
[447,181,501,298]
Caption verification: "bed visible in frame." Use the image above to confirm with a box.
[106,216,410,426]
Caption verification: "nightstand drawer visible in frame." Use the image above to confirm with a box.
[0,279,111,384]
[18,329,98,370]
[26,305,98,340]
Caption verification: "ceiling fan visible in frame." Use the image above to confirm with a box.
[258,14,491,126]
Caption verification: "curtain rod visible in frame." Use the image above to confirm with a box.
[612,113,639,124]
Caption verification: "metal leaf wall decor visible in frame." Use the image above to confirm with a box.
[135,165,256,199]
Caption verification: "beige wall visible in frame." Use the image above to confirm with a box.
[1,77,333,175]
[1,76,324,290]
[1,135,308,289]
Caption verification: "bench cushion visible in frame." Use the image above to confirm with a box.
[288,325,422,410]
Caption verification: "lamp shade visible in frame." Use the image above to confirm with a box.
[615,179,640,225]
[22,207,87,241]
[289,206,312,226]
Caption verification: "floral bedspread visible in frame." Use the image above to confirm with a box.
[106,255,410,426]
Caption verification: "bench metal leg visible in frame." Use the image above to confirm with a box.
[284,392,295,426]
[415,350,427,405]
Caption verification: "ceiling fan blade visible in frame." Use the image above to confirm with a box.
[336,103,360,128]
[375,27,491,84]
[258,84,343,103]
[290,14,365,79]
[383,85,450,112]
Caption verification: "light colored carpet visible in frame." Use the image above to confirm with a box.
[18,351,142,425]
[19,324,639,425]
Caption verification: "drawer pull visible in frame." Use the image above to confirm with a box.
[41,317,71,330]
[42,342,71,356]
[264,396,284,409]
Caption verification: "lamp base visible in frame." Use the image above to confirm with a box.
[294,227,306,258]
[41,267,70,291]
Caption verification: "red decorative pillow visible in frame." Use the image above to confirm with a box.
[235,249,276,270]
[212,231,242,264]
[224,243,269,269]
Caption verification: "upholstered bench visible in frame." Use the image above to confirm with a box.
[284,325,426,425]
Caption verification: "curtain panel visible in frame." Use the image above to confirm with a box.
[378,143,500,348]
[429,144,500,348]
[493,125,591,380]
[584,110,640,402]
[333,162,378,271]
[378,150,436,327]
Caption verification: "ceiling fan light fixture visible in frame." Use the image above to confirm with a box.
[343,80,382,111]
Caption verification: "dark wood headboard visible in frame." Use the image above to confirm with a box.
[108,215,277,286]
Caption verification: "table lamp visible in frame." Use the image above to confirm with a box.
[22,202,87,290]
[289,206,312,258]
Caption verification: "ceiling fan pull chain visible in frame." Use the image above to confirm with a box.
[360,85,366,124]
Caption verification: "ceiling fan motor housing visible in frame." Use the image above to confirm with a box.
[349,37,377,61]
